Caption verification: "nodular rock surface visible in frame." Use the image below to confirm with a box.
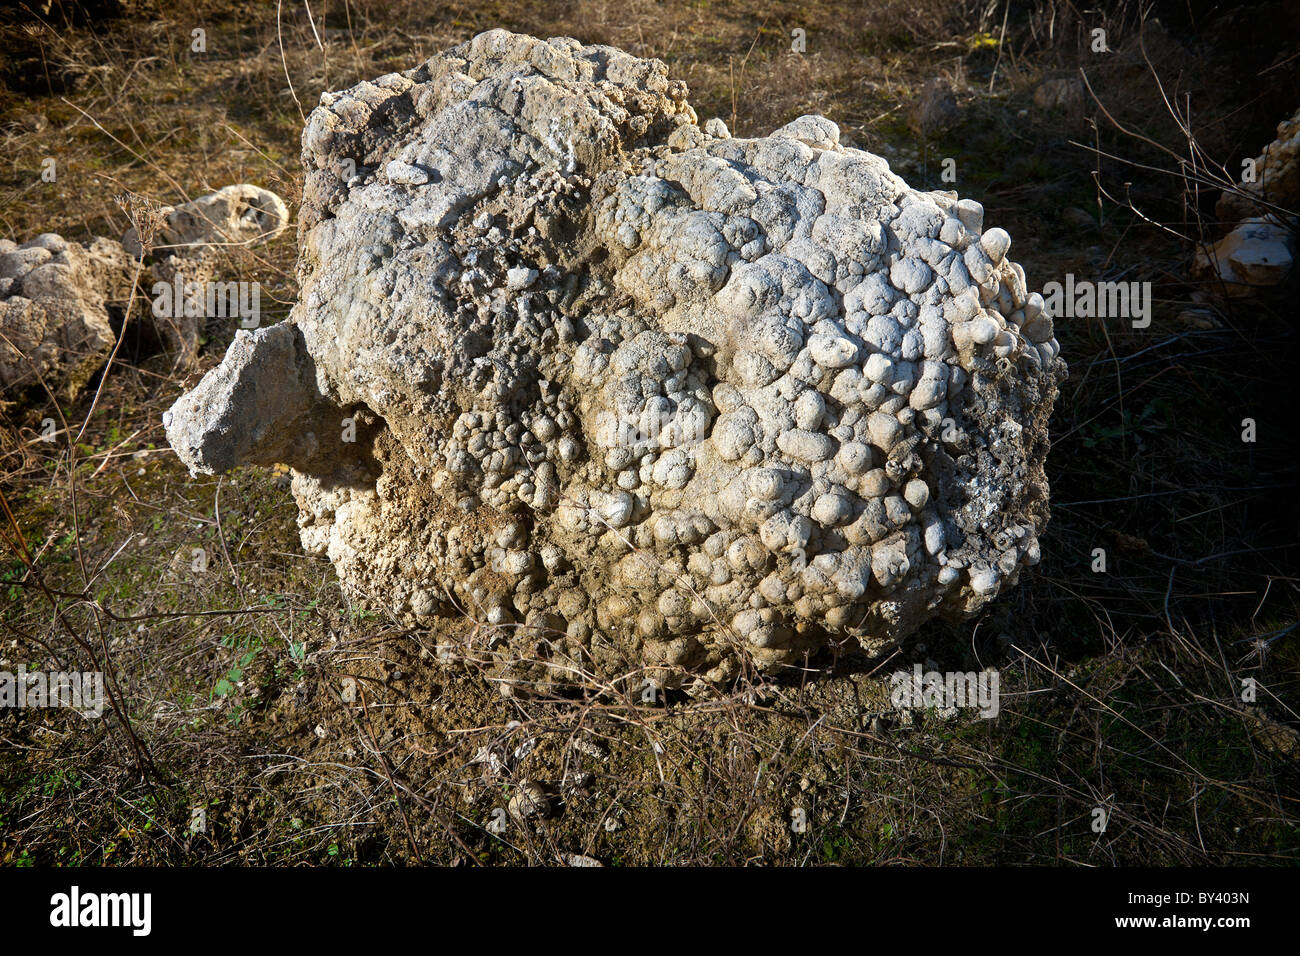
[165,30,1066,689]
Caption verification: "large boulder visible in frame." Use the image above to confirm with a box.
[165,30,1066,687]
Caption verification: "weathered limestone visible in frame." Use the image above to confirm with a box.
[0,233,133,399]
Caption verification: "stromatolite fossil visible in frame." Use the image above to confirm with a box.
[165,30,1065,688]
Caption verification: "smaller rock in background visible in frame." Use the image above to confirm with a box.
[1193,216,1295,295]
[125,183,291,369]
[147,253,215,366]
[1,183,291,406]
[1216,109,1300,227]
[1194,108,1299,298]
[123,184,289,259]
[0,233,134,400]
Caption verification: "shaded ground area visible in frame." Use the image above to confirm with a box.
[1,0,1297,865]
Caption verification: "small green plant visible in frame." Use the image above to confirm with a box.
[211,633,266,722]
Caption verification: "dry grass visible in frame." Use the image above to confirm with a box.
[0,0,1297,865]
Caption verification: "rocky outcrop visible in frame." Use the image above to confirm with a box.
[165,30,1066,689]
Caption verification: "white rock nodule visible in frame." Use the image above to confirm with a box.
[164,30,1066,687]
